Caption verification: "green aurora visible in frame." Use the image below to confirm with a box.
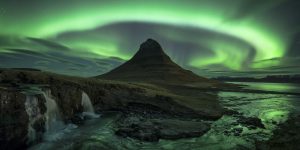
[0,0,299,77]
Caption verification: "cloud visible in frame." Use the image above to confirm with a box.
[27,37,71,52]
[0,35,124,77]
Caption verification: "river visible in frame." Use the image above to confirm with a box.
[29,82,300,150]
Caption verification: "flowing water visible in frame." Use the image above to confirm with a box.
[24,95,42,144]
[29,91,99,150]
[22,86,77,143]
[27,82,300,150]
[81,91,100,119]
[42,90,67,141]
[82,91,95,113]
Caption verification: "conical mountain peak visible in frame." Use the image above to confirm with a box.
[99,39,209,83]
[140,38,162,51]
[132,39,168,60]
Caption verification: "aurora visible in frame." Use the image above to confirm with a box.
[0,0,299,77]
[1,1,300,149]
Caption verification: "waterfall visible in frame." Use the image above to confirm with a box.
[42,90,65,141]
[82,91,95,113]
[24,95,42,144]
[24,87,78,145]
[81,91,100,118]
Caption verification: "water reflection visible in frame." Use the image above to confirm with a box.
[230,82,300,93]
[220,92,300,130]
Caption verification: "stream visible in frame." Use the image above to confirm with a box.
[28,82,300,150]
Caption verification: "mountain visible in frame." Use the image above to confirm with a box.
[99,39,211,83]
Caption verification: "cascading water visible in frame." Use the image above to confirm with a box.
[81,91,100,118]
[24,95,42,144]
[82,91,94,113]
[42,90,65,141]
[27,89,78,150]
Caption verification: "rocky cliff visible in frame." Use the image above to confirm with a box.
[0,68,223,149]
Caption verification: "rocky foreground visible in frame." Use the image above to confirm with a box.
[256,114,300,150]
[0,69,225,149]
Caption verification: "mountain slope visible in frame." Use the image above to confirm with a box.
[99,39,211,83]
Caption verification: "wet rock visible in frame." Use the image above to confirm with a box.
[116,119,210,141]
[123,102,173,119]
[232,128,243,136]
[223,108,242,116]
[223,108,265,129]
[0,90,28,150]
[49,84,83,121]
[235,144,252,150]
[238,116,265,129]
[72,139,116,150]
[224,127,243,136]
[271,121,277,125]
[256,115,300,150]
[70,114,85,125]
[0,88,46,149]
[32,115,46,140]
[224,130,229,136]
[116,121,160,142]
[157,119,210,140]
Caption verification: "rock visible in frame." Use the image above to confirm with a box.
[223,108,265,129]
[232,128,243,136]
[116,125,160,142]
[116,120,160,142]
[223,108,242,116]
[223,127,243,136]
[116,119,210,141]
[0,89,28,150]
[157,119,210,140]
[0,88,46,149]
[256,115,300,150]
[0,68,223,148]
[72,139,116,150]
[70,114,85,125]
[238,116,265,129]
[49,83,83,121]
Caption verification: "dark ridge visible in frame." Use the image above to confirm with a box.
[0,68,41,71]
[213,75,300,83]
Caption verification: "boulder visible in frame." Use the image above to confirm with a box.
[238,116,265,129]
[116,119,210,142]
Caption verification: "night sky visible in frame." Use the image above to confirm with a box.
[0,0,299,77]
